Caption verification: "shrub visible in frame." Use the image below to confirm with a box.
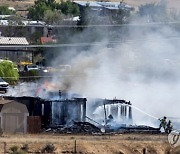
[9,145,27,154]
[41,144,56,153]
[21,144,29,152]
[0,60,19,84]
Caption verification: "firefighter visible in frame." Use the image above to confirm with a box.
[159,116,167,132]
[166,120,173,133]
[107,114,114,124]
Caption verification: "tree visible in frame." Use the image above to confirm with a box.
[28,1,50,20]
[7,15,24,25]
[58,0,80,16]
[0,60,19,84]
[27,0,80,21]
[0,5,15,15]
[30,31,42,44]
[112,9,132,24]
[43,9,63,24]
[77,4,90,26]
[138,3,168,22]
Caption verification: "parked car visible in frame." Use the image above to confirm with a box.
[0,78,9,93]
[24,65,39,72]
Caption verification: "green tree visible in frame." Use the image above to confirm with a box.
[7,15,24,25]
[28,1,51,20]
[28,0,80,22]
[30,31,42,44]
[0,60,19,84]
[0,5,15,15]
[43,9,63,24]
[58,0,80,16]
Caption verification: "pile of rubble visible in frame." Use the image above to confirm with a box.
[45,122,101,134]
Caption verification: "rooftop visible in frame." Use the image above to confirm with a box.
[73,1,134,10]
[0,37,29,45]
[40,37,57,44]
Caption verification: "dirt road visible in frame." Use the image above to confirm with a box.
[0,133,173,153]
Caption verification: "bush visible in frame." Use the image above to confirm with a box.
[21,144,29,152]
[0,5,15,15]
[10,145,19,153]
[9,145,27,154]
[0,60,19,84]
[41,144,56,153]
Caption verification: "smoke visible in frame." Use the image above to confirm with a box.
[5,82,40,97]
[49,8,180,127]
[4,2,180,127]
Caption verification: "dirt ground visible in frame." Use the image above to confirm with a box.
[0,0,34,10]
[0,133,175,153]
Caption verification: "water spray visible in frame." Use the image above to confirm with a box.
[118,104,158,120]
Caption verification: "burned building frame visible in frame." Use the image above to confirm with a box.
[3,96,87,128]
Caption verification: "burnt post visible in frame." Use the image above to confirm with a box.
[74,140,77,153]
[124,105,127,117]
[121,106,123,116]
[143,148,146,154]
[59,90,62,99]
[104,104,107,125]
[4,142,6,154]
[121,106,125,117]
[128,106,132,120]
[82,98,86,122]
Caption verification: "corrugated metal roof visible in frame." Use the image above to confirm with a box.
[73,1,133,10]
[0,37,29,45]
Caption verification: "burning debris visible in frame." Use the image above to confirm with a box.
[45,122,101,134]
[2,87,163,134]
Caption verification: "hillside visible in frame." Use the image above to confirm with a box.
[0,0,34,10]
[1,0,180,10]
[0,0,180,10]
[125,0,180,10]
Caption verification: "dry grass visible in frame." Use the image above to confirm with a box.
[0,0,34,10]
[0,133,172,153]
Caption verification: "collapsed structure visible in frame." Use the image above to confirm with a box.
[0,94,161,134]
[1,95,133,133]
[99,99,132,123]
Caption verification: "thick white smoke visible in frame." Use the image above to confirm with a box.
[50,22,180,127]
[5,1,180,127]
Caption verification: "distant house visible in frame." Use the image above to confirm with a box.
[0,37,29,45]
[0,37,33,63]
[40,37,57,44]
[73,1,134,15]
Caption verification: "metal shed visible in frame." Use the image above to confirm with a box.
[0,99,29,133]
